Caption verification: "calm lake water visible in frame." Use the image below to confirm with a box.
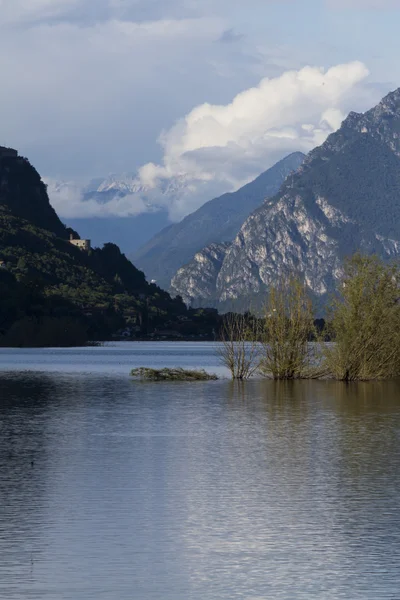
[0,342,400,599]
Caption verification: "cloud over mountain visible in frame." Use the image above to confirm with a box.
[47,60,376,222]
[137,61,370,219]
[0,0,395,223]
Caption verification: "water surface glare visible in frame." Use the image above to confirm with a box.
[0,343,399,599]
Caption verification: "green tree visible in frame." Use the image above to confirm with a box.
[323,254,400,381]
[259,276,316,380]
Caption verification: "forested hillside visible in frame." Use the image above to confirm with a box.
[0,151,219,346]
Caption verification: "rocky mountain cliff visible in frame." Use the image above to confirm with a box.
[133,153,305,289]
[170,242,231,307]
[171,88,400,312]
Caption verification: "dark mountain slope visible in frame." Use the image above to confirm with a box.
[0,149,219,345]
[0,149,67,238]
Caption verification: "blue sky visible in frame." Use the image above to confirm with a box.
[0,0,400,218]
[229,0,400,84]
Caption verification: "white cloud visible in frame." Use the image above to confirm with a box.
[0,0,393,224]
[133,61,370,220]
[46,179,149,217]
[159,62,367,162]
[0,13,243,176]
[48,60,375,221]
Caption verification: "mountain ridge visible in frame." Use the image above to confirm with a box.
[132,152,306,288]
[170,88,400,311]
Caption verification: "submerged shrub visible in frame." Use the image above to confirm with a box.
[258,276,316,380]
[323,254,400,381]
[216,312,261,380]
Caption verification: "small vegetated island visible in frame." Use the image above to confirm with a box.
[130,368,218,381]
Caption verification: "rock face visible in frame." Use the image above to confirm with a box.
[216,196,398,307]
[171,88,400,312]
[170,242,230,306]
[133,152,305,289]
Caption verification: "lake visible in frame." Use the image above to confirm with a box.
[0,342,400,599]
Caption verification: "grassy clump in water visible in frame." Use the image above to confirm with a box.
[130,367,218,381]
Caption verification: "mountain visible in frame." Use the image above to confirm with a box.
[0,148,219,346]
[170,243,231,307]
[0,148,68,238]
[171,88,400,312]
[57,172,222,255]
[46,178,171,254]
[132,153,306,289]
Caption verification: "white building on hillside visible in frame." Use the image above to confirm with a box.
[69,234,91,251]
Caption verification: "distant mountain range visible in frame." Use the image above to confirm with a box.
[56,172,231,254]
[171,88,400,311]
[132,152,306,289]
[50,177,171,254]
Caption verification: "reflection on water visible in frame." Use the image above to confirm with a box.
[0,359,400,599]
